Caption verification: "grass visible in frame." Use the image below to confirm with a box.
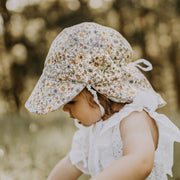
[0,110,179,180]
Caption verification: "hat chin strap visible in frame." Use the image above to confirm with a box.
[86,85,105,117]
[132,59,153,71]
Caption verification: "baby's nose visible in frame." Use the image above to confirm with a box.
[63,104,70,112]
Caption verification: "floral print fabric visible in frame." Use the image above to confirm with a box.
[25,22,166,114]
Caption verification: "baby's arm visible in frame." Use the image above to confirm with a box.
[91,111,157,180]
[47,155,82,180]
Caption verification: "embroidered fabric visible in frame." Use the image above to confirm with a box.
[69,90,180,179]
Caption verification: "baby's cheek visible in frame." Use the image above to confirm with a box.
[90,112,101,123]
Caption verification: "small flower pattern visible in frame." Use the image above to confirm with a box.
[25,22,165,114]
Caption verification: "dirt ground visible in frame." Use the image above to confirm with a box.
[0,111,180,180]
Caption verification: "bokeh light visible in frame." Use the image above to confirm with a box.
[6,0,41,12]
[9,14,25,39]
[66,0,80,11]
[24,18,46,44]
[11,44,27,64]
[89,0,103,9]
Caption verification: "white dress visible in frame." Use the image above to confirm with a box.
[69,90,180,179]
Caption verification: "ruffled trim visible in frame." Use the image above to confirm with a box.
[100,89,165,134]
[132,89,166,110]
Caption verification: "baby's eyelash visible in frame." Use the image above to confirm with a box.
[68,101,76,105]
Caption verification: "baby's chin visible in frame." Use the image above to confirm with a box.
[74,118,100,128]
[75,119,93,127]
[77,120,90,127]
[81,123,92,127]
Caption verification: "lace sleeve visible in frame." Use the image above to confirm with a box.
[69,120,90,174]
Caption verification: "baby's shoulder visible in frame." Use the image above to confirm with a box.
[122,110,150,120]
[120,110,158,149]
[120,110,154,127]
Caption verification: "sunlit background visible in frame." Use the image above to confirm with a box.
[0,0,180,179]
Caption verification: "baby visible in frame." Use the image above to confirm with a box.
[25,22,180,180]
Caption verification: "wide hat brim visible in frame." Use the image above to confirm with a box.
[25,72,85,114]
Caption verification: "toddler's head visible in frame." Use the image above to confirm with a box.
[25,22,165,117]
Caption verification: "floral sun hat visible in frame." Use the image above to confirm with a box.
[25,22,166,114]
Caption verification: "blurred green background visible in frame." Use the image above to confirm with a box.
[0,0,180,179]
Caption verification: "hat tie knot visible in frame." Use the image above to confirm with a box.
[132,59,153,71]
